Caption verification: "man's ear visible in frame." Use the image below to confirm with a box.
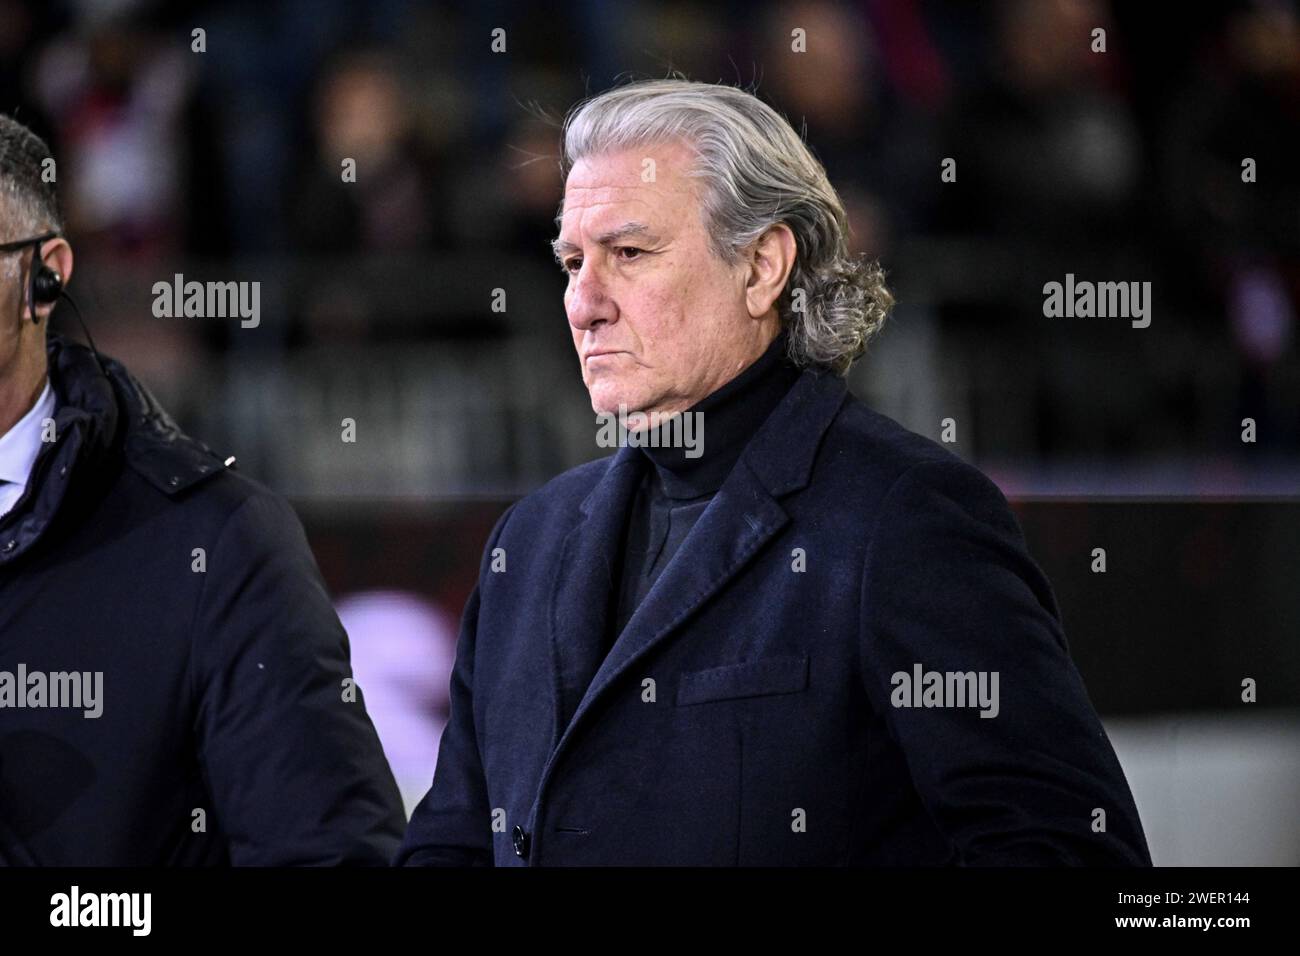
[743,222,796,320]
[31,237,73,322]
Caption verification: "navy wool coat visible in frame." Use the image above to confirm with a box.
[398,365,1152,866]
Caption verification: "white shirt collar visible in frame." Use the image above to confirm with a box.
[0,377,57,486]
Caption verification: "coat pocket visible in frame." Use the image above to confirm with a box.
[676,653,810,706]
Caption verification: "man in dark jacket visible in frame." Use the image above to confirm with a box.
[0,115,404,865]
[397,80,1152,866]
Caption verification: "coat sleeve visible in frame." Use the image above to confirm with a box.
[189,489,406,865]
[394,504,515,866]
[858,458,1152,866]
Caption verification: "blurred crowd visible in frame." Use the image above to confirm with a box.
[1,0,1297,475]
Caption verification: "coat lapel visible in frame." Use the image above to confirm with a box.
[548,445,647,738]
[574,458,789,711]
[544,368,851,761]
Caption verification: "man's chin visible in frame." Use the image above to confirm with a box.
[588,387,645,418]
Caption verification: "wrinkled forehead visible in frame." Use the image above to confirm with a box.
[556,144,702,234]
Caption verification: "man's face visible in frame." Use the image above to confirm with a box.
[556,140,766,418]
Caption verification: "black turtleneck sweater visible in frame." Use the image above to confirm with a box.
[609,331,803,644]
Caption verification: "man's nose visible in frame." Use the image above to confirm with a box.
[566,263,616,331]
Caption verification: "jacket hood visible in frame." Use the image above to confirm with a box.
[0,334,230,566]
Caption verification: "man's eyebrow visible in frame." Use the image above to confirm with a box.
[551,221,658,260]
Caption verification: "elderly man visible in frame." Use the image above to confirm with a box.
[398,79,1151,866]
[0,115,404,864]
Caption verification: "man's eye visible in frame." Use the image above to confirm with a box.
[563,258,582,274]
[616,247,643,261]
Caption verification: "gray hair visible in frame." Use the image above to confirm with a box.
[559,78,892,375]
[0,114,62,283]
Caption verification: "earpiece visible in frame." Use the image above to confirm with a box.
[32,264,63,308]
[0,228,107,375]
[0,230,63,323]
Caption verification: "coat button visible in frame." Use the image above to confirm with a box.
[512,825,530,859]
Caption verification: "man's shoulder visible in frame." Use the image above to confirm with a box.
[112,407,304,547]
[818,389,1002,504]
[92,348,296,531]
[118,442,303,545]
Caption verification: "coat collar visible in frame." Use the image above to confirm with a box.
[0,335,229,565]
[542,365,849,771]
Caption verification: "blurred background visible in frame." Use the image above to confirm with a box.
[2,0,1296,863]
